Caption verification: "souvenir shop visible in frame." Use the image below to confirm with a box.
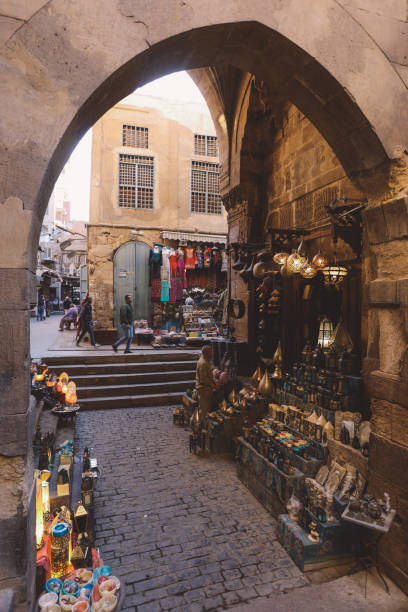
[149,231,228,339]
[31,363,123,611]
[181,212,396,582]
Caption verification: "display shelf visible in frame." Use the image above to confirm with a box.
[327,438,369,478]
[277,514,360,572]
[237,438,305,517]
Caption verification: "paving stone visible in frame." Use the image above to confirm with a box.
[74,406,306,611]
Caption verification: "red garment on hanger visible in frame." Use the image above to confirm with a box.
[203,247,212,268]
[169,254,178,277]
[184,248,197,270]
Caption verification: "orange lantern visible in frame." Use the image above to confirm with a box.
[58,372,69,384]
[61,383,68,394]
[66,392,78,405]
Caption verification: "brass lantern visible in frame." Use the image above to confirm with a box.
[272,341,283,379]
[73,500,89,534]
[300,260,318,279]
[317,316,334,348]
[321,265,348,288]
[273,252,289,265]
[286,242,306,274]
[312,251,328,269]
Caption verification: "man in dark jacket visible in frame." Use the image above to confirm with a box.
[112,294,134,353]
[76,297,99,347]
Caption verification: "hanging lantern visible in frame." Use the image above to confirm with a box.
[35,372,45,382]
[300,260,318,279]
[318,316,334,348]
[61,383,68,394]
[321,265,348,288]
[35,479,44,549]
[273,252,289,265]
[58,372,69,384]
[66,392,78,405]
[286,242,307,274]
[312,251,328,269]
[280,263,292,278]
[329,320,354,353]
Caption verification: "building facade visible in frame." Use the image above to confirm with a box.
[88,97,228,331]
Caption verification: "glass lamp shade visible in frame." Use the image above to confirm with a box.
[280,263,293,278]
[286,250,307,274]
[273,252,289,265]
[35,479,44,548]
[300,260,318,279]
[322,266,348,288]
[42,480,50,515]
[61,383,68,394]
[312,251,328,269]
[318,316,334,348]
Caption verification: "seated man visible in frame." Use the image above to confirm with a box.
[59,302,78,330]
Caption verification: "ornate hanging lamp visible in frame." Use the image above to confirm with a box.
[312,251,328,269]
[300,260,318,279]
[286,241,307,274]
[273,252,289,265]
[317,316,334,348]
[321,265,348,288]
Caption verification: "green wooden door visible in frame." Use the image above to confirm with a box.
[113,241,151,332]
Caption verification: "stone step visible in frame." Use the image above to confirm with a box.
[47,360,197,377]
[44,351,199,366]
[73,370,196,386]
[77,379,194,398]
[78,392,184,410]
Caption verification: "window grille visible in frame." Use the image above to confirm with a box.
[119,154,154,209]
[191,161,222,214]
[122,125,149,148]
[194,134,218,156]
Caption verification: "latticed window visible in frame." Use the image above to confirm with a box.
[122,125,149,148]
[119,154,154,209]
[194,134,218,157]
[191,161,222,214]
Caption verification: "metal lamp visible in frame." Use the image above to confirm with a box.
[317,316,334,348]
[321,265,348,288]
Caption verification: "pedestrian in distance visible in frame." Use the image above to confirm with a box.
[36,294,46,321]
[76,296,100,347]
[112,294,134,354]
[63,294,71,313]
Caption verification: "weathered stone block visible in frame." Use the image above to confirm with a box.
[0,589,14,612]
[382,197,408,241]
[0,414,28,456]
[368,279,397,305]
[391,403,408,448]
[363,206,387,245]
[369,433,408,490]
[370,397,393,439]
[397,278,408,307]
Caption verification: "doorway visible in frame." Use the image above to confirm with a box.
[113,240,151,330]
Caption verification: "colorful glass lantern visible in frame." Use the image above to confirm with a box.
[318,316,334,348]
[253,261,274,279]
[312,251,328,269]
[321,265,348,288]
[273,252,289,265]
[300,260,318,279]
[74,501,89,534]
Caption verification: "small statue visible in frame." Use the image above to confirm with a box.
[286,494,302,522]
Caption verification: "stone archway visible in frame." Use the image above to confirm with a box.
[1,1,407,606]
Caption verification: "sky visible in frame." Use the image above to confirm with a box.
[60,71,210,221]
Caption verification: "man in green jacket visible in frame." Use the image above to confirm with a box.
[112,294,134,353]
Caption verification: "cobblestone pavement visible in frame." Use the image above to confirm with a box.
[75,406,308,611]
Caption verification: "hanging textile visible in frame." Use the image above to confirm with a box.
[203,247,212,268]
[169,279,178,303]
[184,247,197,270]
[151,279,161,302]
[149,248,162,284]
[177,256,185,278]
[161,247,171,275]
[160,280,170,302]
[196,248,204,269]
[169,253,178,277]
[176,278,184,301]
[160,266,170,282]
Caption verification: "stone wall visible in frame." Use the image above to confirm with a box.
[364,196,408,592]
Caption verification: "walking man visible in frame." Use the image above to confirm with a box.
[37,294,46,321]
[76,296,99,347]
[112,294,134,354]
[194,344,215,428]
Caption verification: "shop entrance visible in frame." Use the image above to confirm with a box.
[113,241,151,330]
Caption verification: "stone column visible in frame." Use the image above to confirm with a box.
[364,196,408,593]
[0,197,38,609]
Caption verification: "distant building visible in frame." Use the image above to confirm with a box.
[88,95,228,332]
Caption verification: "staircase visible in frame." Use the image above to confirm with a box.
[44,351,199,410]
